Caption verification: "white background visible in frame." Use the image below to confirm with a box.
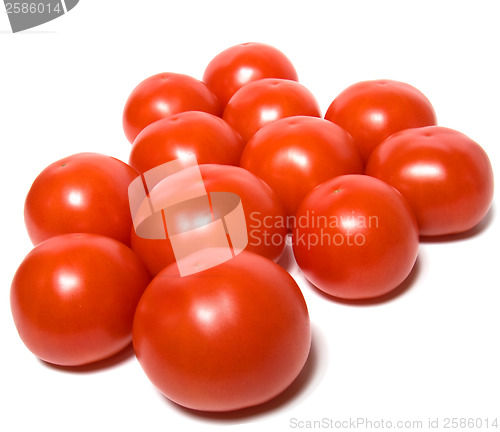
[1,1,499,431]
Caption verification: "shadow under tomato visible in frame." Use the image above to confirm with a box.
[419,204,495,243]
[38,343,136,374]
[163,324,327,423]
[305,254,423,307]
[276,238,297,274]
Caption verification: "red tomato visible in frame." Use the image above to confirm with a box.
[128,111,244,174]
[324,79,437,163]
[240,116,363,217]
[24,153,138,246]
[203,42,298,107]
[131,164,288,277]
[365,126,494,236]
[133,251,311,412]
[223,78,321,142]
[122,73,222,144]
[10,233,150,366]
[292,175,419,300]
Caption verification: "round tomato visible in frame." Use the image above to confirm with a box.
[365,126,494,236]
[240,116,363,217]
[131,164,288,277]
[128,111,244,174]
[292,174,419,300]
[133,251,311,412]
[122,72,222,144]
[203,42,298,107]
[324,79,437,163]
[223,78,321,142]
[24,152,138,246]
[10,233,150,366]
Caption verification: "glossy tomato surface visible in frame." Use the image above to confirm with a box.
[122,73,222,143]
[24,152,138,246]
[10,233,150,366]
[325,79,437,163]
[365,126,494,236]
[223,78,321,142]
[128,111,244,174]
[203,42,298,107]
[133,251,311,412]
[240,116,363,216]
[131,164,288,277]
[292,174,419,300]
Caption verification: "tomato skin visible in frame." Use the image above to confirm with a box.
[223,78,321,142]
[130,229,175,278]
[133,251,311,412]
[130,164,288,277]
[240,116,363,217]
[24,153,138,246]
[365,126,494,236]
[122,73,222,144]
[325,79,437,163]
[128,111,244,174]
[292,175,419,300]
[203,42,298,107]
[10,233,150,366]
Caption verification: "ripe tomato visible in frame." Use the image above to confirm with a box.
[130,164,288,277]
[128,111,244,174]
[365,126,494,236]
[24,152,138,246]
[203,42,298,107]
[292,175,419,300]
[240,116,363,217]
[122,72,222,144]
[223,78,321,142]
[324,79,437,163]
[10,233,150,366]
[133,251,311,412]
